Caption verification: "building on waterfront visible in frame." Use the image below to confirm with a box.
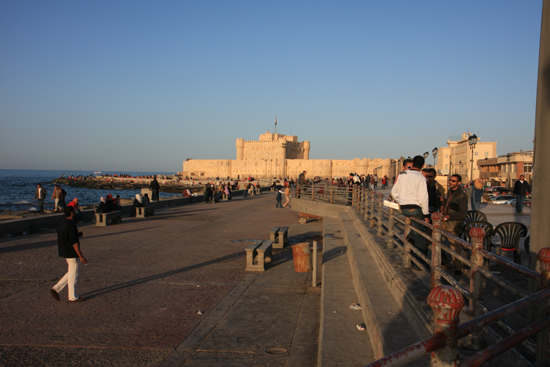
[435,133,497,182]
[477,150,533,188]
[182,132,392,179]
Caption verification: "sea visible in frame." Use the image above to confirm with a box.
[0,169,181,212]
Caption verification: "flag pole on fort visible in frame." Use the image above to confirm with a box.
[275,116,277,134]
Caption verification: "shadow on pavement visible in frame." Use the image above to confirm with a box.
[0,239,57,254]
[82,251,245,300]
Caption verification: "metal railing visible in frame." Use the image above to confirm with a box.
[296,182,353,205]
[300,184,550,366]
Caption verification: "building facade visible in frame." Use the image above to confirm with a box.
[182,132,392,179]
[477,150,533,188]
[435,133,497,182]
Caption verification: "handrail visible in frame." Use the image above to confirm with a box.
[298,185,550,366]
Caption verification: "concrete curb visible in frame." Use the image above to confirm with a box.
[348,210,433,340]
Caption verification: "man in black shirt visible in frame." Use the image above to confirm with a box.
[513,175,530,213]
[50,206,88,303]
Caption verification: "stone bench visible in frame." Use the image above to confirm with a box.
[136,206,154,218]
[245,240,273,271]
[222,193,230,201]
[255,188,261,195]
[95,210,123,226]
[298,212,322,224]
[269,226,289,249]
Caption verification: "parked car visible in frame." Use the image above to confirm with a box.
[485,186,513,195]
[491,195,516,204]
[505,198,532,207]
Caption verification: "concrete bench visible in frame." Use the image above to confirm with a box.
[269,226,289,249]
[222,193,230,201]
[95,210,123,226]
[298,212,322,224]
[255,188,261,195]
[245,240,273,271]
[136,206,154,218]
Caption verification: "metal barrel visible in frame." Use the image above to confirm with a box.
[292,242,312,272]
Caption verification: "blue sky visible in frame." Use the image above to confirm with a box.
[0,1,543,172]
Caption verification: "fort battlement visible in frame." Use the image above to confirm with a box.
[184,132,391,179]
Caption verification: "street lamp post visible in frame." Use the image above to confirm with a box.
[432,147,438,170]
[468,134,478,183]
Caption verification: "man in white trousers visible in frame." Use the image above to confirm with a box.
[50,206,88,303]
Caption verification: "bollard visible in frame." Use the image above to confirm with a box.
[403,217,412,269]
[312,240,318,287]
[292,242,312,272]
[427,286,464,367]
[431,212,443,288]
[377,194,384,236]
[467,227,486,350]
[536,248,550,366]
[386,207,394,249]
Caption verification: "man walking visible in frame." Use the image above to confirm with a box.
[391,156,430,258]
[50,206,87,303]
[51,185,66,212]
[150,175,160,201]
[33,183,47,214]
[513,175,530,213]
[441,174,468,275]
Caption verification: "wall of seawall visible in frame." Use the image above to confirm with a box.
[0,190,259,237]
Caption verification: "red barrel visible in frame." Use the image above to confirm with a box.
[292,242,312,272]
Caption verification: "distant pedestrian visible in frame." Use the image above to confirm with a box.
[243,182,249,198]
[67,198,83,223]
[470,179,484,210]
[50,206,87,303]
[275,181,283,208]
[33,183,47,214]
[513,175,530,213]
[51,185,66,212]
[150,176,160,201]
[283,183,291,208]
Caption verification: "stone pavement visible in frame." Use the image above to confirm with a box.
[0,193,322,367]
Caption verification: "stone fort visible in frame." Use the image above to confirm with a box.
[182,132,391,179]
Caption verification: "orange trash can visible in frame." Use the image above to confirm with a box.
[292,242,312,272]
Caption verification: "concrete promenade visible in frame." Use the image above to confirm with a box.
[0,193,322,367]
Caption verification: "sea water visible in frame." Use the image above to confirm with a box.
[0,169,180,212]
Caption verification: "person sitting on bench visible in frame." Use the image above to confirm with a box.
[130,194,143,217]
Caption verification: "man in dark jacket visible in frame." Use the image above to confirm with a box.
[513,175,530,213]
[50,206,87,303]
[33,183,47,214]
[441,174,468,275]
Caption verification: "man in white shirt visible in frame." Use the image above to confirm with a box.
[391,156,430,257]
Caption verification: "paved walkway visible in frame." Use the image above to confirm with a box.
[0,193,321,367]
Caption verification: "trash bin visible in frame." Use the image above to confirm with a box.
[292,242,312,272]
